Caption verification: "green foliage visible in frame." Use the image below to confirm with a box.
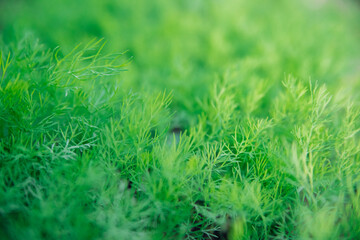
[1,0,360,239]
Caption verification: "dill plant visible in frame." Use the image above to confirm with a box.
[0,0,360,239]
[1,35,359,239]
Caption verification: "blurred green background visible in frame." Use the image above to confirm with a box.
[1,0,359,125]
[0,0,360,119]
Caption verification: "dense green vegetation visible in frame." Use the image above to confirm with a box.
[1,0,360,239]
